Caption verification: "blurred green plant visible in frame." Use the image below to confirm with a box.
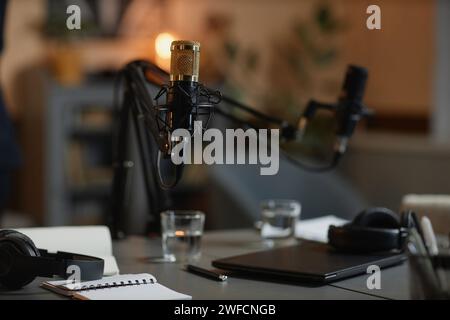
[204,1,343,163]
[265,2,342,120]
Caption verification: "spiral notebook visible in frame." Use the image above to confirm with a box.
[41,274,191,300]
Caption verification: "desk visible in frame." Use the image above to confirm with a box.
[0,229,411,300]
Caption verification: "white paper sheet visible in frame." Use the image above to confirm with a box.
[295,215,348,243]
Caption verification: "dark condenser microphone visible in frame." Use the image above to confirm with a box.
[297,65,371,159]
[157,40,201,157]
[334,65,369,153]
[155,41,201,188]
[158,41,220,154]
[154,41,221,188]
[167,40,201,134]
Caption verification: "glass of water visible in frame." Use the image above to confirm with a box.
[260,200,301,245]
[161,210,205,263]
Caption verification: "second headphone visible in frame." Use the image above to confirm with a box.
[328,207,420,253]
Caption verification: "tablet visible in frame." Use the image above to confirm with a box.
[212,241,405,284]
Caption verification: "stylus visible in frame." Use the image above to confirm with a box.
[185,264,228,282]
[421,216,439,256]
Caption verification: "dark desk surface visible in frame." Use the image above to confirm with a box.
[0,229,411,300]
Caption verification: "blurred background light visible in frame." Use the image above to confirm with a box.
[155,32,176,60]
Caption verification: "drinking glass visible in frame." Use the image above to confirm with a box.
[260,200,301,245]
[160,210,205,262]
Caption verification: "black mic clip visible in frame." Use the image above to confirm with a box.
[153,82,222,157]
[296,100,339,139]
[297,99,372,153]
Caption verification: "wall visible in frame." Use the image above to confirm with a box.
[1,0,437,118]
[1,0,47,119]
[340,132,450,210]
[341,0,434,117]
[167,0,435,117]
[432,0,450,141]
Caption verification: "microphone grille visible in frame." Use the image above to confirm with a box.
[170,40,200,82]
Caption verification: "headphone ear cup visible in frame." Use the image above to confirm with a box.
[328,208,404,253]
[0,231,40,289]
[0,230,19,238]
[328,224,351,251]
[353,207,400,229]
[328,224,402,252]
[0,242,13,276]
[10,232,40,257]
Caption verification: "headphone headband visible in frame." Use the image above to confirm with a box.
[0,230,104,289]
[12,250,104,281]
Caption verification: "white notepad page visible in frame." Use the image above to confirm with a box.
[44,274,191,300]
[295,215,348,243]
[15,226,119,276]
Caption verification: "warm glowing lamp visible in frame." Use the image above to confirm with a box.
[155,32,177,69]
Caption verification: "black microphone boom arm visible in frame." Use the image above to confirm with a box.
[110,60,371,237]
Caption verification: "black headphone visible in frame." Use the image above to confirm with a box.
[0,230,104,290]
[328,208,420,253]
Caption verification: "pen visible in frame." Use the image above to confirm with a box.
[186,264,228,282]
[410,211,427,247]
[420,216,447,292]
[421,216,439,256]
[408,228,429,257]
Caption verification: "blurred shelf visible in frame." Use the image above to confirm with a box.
[46,79,115,226]
[69,184,111,202]
[69,125,113,140]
